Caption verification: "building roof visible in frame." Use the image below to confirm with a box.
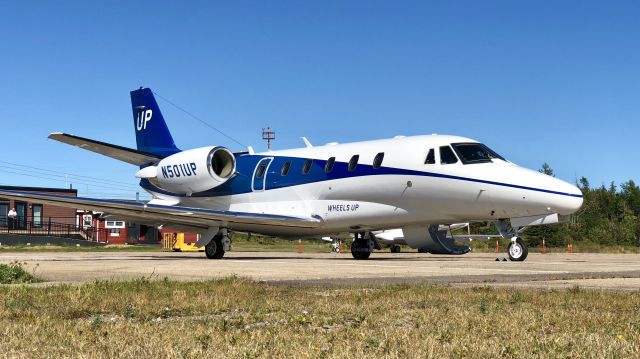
[0,185,78,195]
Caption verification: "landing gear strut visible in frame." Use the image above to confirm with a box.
[351,233,374,260]
[508,237,528,261]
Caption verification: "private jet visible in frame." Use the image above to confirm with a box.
[0,87,583,261]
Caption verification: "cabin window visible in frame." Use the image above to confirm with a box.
[424,149,435,164]
[281,161,291,176]
[373,152,384,169]
[256,163,267,178]
[451,142,506,164]
[348,155,359,172]
[325,157,336,173]
[302,159,313,174]
[439,146,458,164]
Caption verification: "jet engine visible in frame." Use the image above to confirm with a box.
[136,146,236,195]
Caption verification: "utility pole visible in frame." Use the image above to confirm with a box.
[262,127,275,150]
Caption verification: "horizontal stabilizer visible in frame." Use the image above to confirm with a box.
[48,133,164,166]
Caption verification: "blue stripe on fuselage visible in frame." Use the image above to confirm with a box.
[140,154,583,199]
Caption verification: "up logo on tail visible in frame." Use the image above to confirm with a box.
[136,109,152,131]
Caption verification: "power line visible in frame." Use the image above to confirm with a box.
[152,90,247,148]
[1,169,148,199]
[0,160,140,188]
[0,168,140,192]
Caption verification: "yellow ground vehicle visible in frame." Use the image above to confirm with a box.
[162,233,204,252]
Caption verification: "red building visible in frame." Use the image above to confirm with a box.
[0,185,77,228]
[78,210,199,245]
[0,185,198,245]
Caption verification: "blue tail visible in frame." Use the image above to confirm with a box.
[130,87,180,157]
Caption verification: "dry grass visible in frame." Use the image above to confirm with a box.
[1,278,638,358]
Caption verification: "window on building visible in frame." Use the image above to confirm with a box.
[0,203,7,228]
[425,149,435,164]
[440,146,459,164]
[32,204,43,228]
[348,155,359,172]
[281,161,291,176]
[373,152,385,169]
[302,159,313,174]
[83,215,92,227]
[325,157,336,173]
[105,221,125,228]
[106,221,125,237]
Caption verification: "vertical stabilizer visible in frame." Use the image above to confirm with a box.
[130,87,180,156]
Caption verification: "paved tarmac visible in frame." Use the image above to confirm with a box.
[1,251,639,290]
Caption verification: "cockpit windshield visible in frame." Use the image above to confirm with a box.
[451,143,506,164]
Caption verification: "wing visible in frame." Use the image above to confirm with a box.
[0,190,322,231]
[48,133,163,166]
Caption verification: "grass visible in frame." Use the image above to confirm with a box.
[0,278,638,358]
[0,262,40,284]
[231,234,331,253]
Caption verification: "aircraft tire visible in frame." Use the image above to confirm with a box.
[351,241,371,260]
[205,235,225,259]
[508,237,528,262]
[390,245,401,253]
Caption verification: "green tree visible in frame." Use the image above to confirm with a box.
[539,162,555,177]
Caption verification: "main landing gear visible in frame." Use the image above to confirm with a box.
[204,230,232,259]
[351,233,375,260]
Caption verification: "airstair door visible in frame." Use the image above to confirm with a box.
[252,158,273,192]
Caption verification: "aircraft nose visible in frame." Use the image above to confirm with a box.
[550,177,583,215]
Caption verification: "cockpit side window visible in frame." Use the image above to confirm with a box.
[451,143,506,164]
[424,149,435,164]
[439,146,458,164]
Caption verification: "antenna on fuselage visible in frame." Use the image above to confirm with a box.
[301,137,313,148]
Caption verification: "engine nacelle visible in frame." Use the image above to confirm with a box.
[137,146,236,195]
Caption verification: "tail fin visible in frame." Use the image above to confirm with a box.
[130,87,180,157]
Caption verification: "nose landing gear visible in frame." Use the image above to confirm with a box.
[507,237,528,261]
[495,220,529,262]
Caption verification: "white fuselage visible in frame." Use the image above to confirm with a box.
[146,135,583,236]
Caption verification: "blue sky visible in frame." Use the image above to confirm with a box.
[0,1,638,199]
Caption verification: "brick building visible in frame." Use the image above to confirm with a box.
[0,185,77,229]
[79,210,199,245]
[0,185,199,245]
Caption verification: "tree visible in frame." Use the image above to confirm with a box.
[620,180,640,215]
[539,162,555,177]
